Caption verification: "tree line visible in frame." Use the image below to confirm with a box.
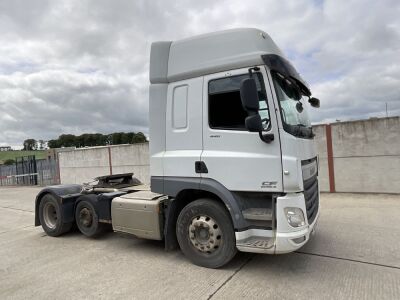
[22,139,47,151]
[23,132,147,150]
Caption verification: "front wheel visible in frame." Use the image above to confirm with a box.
[176,199,237,268]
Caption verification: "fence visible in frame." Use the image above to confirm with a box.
[37,159,60,186]
[0,159,59,187]
[0,164,16,186]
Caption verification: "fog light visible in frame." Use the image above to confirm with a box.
[284,207,305,227]
[292,236,306,244]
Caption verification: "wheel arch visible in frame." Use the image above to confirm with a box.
[152,176,246,229]
[164,188,228,251]
[159,177,247,251]
[34,184,82,226]
[74,194,99,215]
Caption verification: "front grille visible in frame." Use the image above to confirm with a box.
[303,173,319,225]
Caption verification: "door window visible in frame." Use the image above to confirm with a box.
[208,73,269,130]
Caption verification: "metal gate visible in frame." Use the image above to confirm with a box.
[15,155,38,185]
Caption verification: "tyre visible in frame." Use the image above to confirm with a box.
[75,199,105,238]
[39,194,72,237]
[176,198,237,268]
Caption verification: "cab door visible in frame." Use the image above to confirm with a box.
[164,77,203,178]
[201,67,283,192]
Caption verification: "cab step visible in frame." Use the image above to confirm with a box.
[242,208,272,221]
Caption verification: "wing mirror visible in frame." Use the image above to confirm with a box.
[309,97,320,108]
[245,114,263,132]
[240,78,259,112]
[240,78,274,143]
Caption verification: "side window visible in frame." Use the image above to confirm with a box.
[208,73,269,130]
[172,85,188,129]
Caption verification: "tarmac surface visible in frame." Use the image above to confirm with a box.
[1,187,400,299]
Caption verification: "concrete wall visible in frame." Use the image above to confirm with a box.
[313,125,329,192]
[314,117,400,194]
[58,117,399,194]
[59,143,150,185]
[110,144,150,184]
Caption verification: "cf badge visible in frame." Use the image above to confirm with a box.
[261,181,277,188]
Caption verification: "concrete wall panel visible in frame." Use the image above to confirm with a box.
[59,147,111,184]
[313,124,328,159]
[334,156,400,194]
[60,166,110,185]
[332,117,400,157]
[110,143,150,184]
[110,143,149,166]
[59,144,150,185]
[318,157,329,192]
[313,117,399,194]
[313,124,329,192]
[330,117,400,193]
[60,148,109,168]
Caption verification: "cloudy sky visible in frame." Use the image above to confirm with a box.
[1,0,399,147]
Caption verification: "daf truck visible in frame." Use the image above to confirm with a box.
[35,28,320,268]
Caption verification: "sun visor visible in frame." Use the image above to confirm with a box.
[262,54,311,96]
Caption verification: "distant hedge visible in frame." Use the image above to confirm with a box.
[3,159,15,165]
[47,132,147,148]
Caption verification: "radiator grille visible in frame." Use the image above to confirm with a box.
[302,161,319,224]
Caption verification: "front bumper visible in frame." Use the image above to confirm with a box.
[236,192,319,254]
[274,212,318,254]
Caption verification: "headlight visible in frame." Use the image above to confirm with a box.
[284,207,305,227]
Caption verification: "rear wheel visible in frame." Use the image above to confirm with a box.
[75,200,105,237]
[39,194,72,236]
[176,199,237,268]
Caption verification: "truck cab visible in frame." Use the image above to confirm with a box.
[35,28,320,269]
[149,28,319,258]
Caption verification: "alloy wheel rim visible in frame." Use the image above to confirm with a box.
[43,202,57,229]
[189,215,222,254]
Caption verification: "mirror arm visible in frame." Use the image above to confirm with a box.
[259,132,274,144]
[248,66,260,78]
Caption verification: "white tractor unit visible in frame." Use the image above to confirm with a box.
[35,28,320,268]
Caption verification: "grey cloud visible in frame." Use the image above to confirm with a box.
[0,70,148,145]
[0,0,399,147]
